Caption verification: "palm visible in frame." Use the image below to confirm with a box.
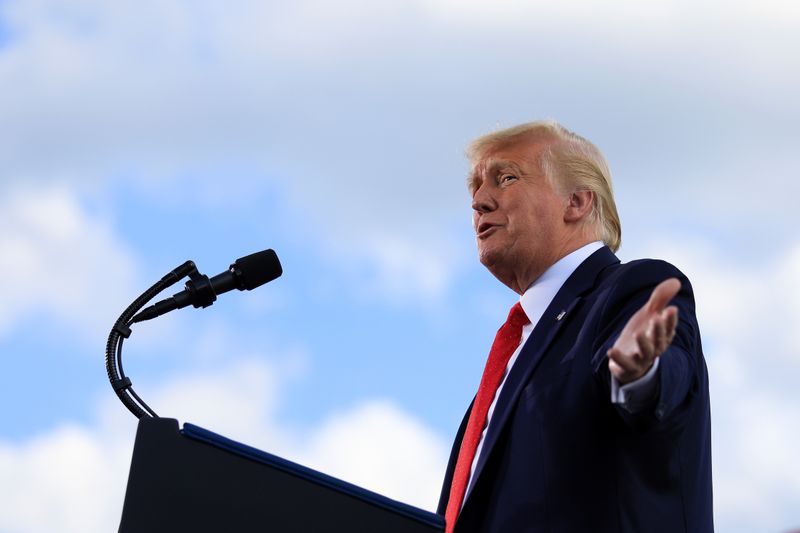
[607,278,681,384]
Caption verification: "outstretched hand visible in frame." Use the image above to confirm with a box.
[607,278,681,385]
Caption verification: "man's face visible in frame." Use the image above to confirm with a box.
[470,138,570,291]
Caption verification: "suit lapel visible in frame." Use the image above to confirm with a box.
[464,247,619,504]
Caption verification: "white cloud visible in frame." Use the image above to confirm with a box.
[713,392,800,533]
[2,0,796,304]
[0,423,132,533]
[0,183,138,340]
[0,0,476,301]
[0,358,448,533]
[297,400,448,509]
[337,232,462,306]
[145,357,290,450]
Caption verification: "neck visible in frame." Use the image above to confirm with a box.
[497,237,595,294]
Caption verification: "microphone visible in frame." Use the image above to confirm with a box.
[131,249,282,323]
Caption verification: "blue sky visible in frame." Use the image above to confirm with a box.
[1,1,799,531]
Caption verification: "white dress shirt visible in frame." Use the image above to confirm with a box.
[464,241,659,496]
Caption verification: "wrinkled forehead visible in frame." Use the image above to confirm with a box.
[467,136,556,190]
[470,134,556,171]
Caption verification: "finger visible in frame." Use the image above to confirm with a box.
[647,278,681,313]
[607,357,625,380]
[636,331,655,364]
[607,347,638,373]
[608,346,653,384]
[652,318,667,355]
[664,306,679,338]
[607,350,638,382]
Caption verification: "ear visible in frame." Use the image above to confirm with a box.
[563,190,594,223]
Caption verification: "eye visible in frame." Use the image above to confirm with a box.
[498,173,518,185]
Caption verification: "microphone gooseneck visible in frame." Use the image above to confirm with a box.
[105,249,282,419]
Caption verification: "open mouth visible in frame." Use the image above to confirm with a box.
[477,222,499,238]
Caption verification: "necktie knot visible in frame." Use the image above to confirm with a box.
[506,302,530,329]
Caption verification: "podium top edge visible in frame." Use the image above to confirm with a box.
[180,421,445,530]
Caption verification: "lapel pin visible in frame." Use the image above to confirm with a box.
[556,310,566,321]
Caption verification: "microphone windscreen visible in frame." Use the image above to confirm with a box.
[234,249,282,290]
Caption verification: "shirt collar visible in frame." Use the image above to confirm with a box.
[519,241,604,328]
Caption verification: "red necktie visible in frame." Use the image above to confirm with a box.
[445,302,530,533]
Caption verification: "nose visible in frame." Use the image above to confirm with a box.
[471,181,497,214]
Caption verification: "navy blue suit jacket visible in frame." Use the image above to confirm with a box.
[438,247,713,532]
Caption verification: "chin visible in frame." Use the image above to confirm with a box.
[478,248,504,270]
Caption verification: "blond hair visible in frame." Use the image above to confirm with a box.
[466,120,621,252]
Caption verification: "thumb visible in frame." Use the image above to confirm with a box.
[647,277,681,312]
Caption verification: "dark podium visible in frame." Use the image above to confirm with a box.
[118,417,446,532]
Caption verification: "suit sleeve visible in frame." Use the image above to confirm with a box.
[591,259,704,429]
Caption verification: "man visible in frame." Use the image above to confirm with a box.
[437,121,713,532]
